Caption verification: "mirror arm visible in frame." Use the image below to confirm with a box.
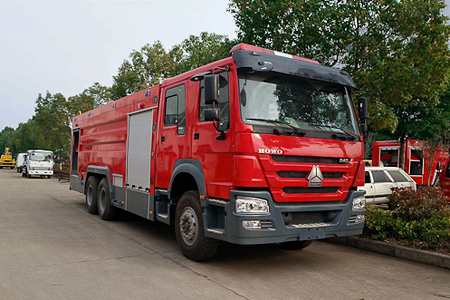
[212,65,229,74]
[212,116,226,141]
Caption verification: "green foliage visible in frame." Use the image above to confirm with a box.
[229,0,450,133]
[67,82,112,116]
[111,32,234,99]
[365,187,450,250]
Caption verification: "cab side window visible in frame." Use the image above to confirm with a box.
[164,84,186,135]
[199,71,230,131]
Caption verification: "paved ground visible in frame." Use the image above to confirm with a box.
[0,170,449,300]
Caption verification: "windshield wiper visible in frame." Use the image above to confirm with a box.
[308,123,356,140]
[246,118,306,136]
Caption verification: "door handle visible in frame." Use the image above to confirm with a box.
[194,133,199,140]
[161,136,165,142]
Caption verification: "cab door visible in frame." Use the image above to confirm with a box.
[155,83,190,189]
[191,70,233,199]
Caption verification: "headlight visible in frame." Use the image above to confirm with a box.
[353,196,366,210]
[236,196,270,215]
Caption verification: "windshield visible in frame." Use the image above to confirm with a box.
[29,151,53,162]
[238,71,359,136]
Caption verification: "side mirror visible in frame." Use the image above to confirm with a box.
[358,97,368,120]
[204,74,219,105]
[437,161,441,171]
[204,108,219,121]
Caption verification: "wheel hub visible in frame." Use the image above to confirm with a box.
[179,207,198,246]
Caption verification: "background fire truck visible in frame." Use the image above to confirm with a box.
[70,44,367,261]
[372,140,448,186]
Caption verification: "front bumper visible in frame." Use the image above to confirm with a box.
[0,163,15,167]
[204,190,365,245]
[28,170,54,176]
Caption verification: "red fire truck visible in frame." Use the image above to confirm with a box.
[70,44,367,261]
[372,140,448,186]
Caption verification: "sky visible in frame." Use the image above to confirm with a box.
[0,0,237,130]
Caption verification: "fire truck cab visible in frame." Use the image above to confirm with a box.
[70,44,367,261]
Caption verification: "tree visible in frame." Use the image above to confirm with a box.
[111,32,234,99]
[68,82,112,116]
[0,127,16,154]
[34,92,71,151]
[228,0,450,133]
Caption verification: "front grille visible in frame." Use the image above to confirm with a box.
[283,211,339,226]
[272,156,349,164]
[283,187,339,194]
[33,167,50,171]
[278,171,343,179]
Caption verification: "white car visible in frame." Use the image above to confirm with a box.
[358,167,416,205]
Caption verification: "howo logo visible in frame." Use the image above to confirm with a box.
[307,165,323,187]
[258,148,283,155]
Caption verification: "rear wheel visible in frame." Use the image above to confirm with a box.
[97,178,118,220]
[278,240,314,250]
[175,191,219,261]
[85,176,99,214]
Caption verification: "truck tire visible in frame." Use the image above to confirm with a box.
[278,240,314,250]
[47,175,51,179]
[97,178,118,220]
[85,176,100,214]
[175,191,219,261]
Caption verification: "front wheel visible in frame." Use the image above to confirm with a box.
[175,191,219,261]
[278,240,314,250]
[47,175,51,179]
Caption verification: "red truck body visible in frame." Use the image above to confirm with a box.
[438,158,450,200]
[70,44,366,260]
[372,140,448,186]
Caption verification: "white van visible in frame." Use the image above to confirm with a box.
[24,150,54,178]
[358,167,416,205]
[16,153,26,173]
